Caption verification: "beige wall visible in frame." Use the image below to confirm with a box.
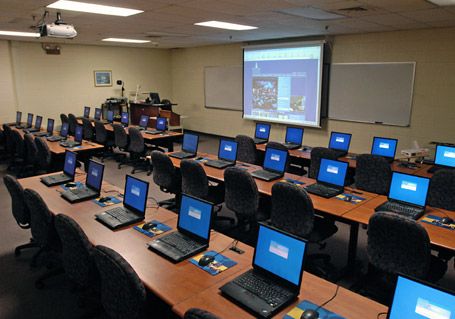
[0,41,18,123]
[171,27,455,154]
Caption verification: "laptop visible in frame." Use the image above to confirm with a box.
[169,133,199,159]
[61,159,104,203]
[60,125,83,148]
[40,151,77,186]
[147,194,213,263]
[120,112,129,127]
[24,115,43,133]
[387,274,455,319]
[220,223,307,318]
[328,131,352,156]
[94,107,102,121]
[83,106,90,118]
[428,145,455,174]
[15,111,22,128]
[95,175,149,230]
[284,127,304,150]
[371,137,398,163]
[34,118,54,137]
[253,123,271,144]
[137,114,149,131]
[205,139,238,169]
[251,147,288,181]
[145,117,167,135]
[150,92,161,104]
[106,110,114,123]
[47,122,69,142]
[375,172,430,220]
[18,113,33,129]
[305,158,348,198]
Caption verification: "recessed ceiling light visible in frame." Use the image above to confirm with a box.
[194,21,257,31]
[427,0,455,5]
[47,1,143,17]
[0,31,40,37]
[102,38,151,44]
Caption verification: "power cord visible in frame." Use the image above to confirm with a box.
[315,284,340,312]
[146,196,159,209]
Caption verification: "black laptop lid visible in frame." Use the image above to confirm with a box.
[94,108,102,120]
[177,194,213,243]
[156,117,167,131]
[85,160,104,192]
[121,112,129,125]
[75,126,83,143]
[139,115,149,128]
[106,110,114,122]
[182,133,199,154]
[83,106,90,118]
[26,113,33,126]
[34,116,43,129]
[63,151,77,177]
[150,92,160,104]
[16,111,22,124]
[47,119,55,134]
[218,139,238,162]
[123,175,149,215]
[60,122,69,137]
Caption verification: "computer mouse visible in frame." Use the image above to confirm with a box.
[65,182,76,188]
[198,254,215,267]
[344,194,352,202]
[300,309,319,319]
[441,217,454,225]
[99,196,111,203]
[142,222,157,231]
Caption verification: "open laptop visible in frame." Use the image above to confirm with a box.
[120,112,129,127]
[106,110,114,123]
[284,127,304,150]
[47,122,69,142]
[61,159,104,203]
[17,113,33,129]
[94,107,102,121]
[251,147,288,181]
[15,111,22,127]
[34,118,54,137]
[169,133,199,159]
[371,137,398,163]
[428,144,455,174]
[150,92,161,104]
[305,158,348,198]
[387,274,455,319]
[24,115,42,133]
[253,123,271,144]
[147,194,213,263]
[95,175,149,230]
[137,114,149,131]
[83,106,90,118]
[205,138,238,169]
[40,151,77,186]
[328,131,352,156]
[220,223,307,318]
[375,172,430,220]
[145,117,167,135]
[60,125,83,148]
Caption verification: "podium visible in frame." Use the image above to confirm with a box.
[129,102,180,128]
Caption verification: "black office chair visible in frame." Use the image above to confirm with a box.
[112,123,130,169]
[23,133,38,176]
[355,154,392,195]
[93,120,115,162]
[92,245,146,319]
[60,113,69,127]
[184,308,221,319]
[68,113,78,136]
[127,127,152,175]
[2,124,15,162]
[81,117,95,141]
[235,135,257,164]
[8,129,26,173]
[34,136,59,173]
[428,169,455,211]
[309,147,343,179]
[151,151,181,211]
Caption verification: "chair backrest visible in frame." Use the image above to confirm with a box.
[81,118,95,140]
[24,133,38,165]
[112,123,129,149]
[181,159,209,199]
[60,113,69,126]
[271,182,314,237]
[94,120,108,144]
[309,147,342,179]
[10,129,25,158]
[184,308,221,319]
[3,174,31,228]
[367,211,431,279]
[93,245,146,319]
[235,135,257,164]
[2,124,15,155]
[427,169,455,211]
[127,127,145,153]
[224,167,259,221]
[55,214,96,289]
[34,137,52,170]
[151,151,181,194]
[67,113,78,136]
[355,154,392,195]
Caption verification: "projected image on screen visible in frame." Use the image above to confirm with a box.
[243,43,324,127]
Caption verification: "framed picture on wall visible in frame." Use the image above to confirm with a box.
[94,70,112,87]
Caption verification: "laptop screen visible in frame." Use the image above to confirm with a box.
[75,126,83,142]
[388,275,455,319]
[107,110,114,122]
[182,133,199,153]
[178,194,212,241]
[139,115,149,128]
[219,139,238,162]
[317,158,348,187]
[86,160,104,191]
[389,172,429,207]
[255,123,271,140]
[83,106,90,118]
[371,137,397,159]
[285,127,304,145]
[27,113,33,126]
[35,116,43,129]
[63,151,77,177]
[16,111,22,124]
[121,112,129,125]
[156,117,167,131]
[329,132,352,152]
[434,145,455,168]
[61,122,69,137]
[123,175,149,214]
[94,108,102,120]
[47,119,54,133]
[150,92,160,104]
[254,224,306,286]
[263,147,287,173]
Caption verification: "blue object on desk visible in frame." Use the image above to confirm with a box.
[189,250,237,276]
[133,220,172,237]
[60,181,83,191]
[283,300,345,319]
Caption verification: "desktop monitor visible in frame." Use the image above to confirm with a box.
[106,110,114,122]
[60,122,69,137]
[263,147,288,173]
[26,113,33,127]
[83,106,90,118]
[434,145,455,168]
[218,139,238,162]
[255,123,271,140]
[86,160,104,192]
[123,175,149,214]
[46,119,55,134]
[182,133,199,154]
[388,172,430,208]
[139,115,149,128]
[317,158,348,187]
[121,112,129,125]
[156,117,167,131]
[178,194,213,241]
[328,131,352,152]
[371,137,398,160]
[75,126,83,143]
[150,92,161,104]
[285,127,304,145]
[94,108,102,120]
[63,151,77,177]
[16,111,22,124]
[34,115,43,129]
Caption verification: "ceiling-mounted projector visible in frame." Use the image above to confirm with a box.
[38,12,77,39]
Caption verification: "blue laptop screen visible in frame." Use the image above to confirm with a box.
[61,122,69,137]
[63,151,77,176]
[254,225,306,286]
[156,117,166,131]
[371,137,397,159]
[286,127,304,145]
[35,116,42,129]
[124,175,149,214]
[86,160,104,191]
[121,112,129,125]
[27,113,33,126]
[139,115,149,128]
[47,119,54,133]
[389,276,455,319]
[263,148,287,173]
[107,110,114,122]
[435,145,455,168]
[84,106,90,118]
[183,133,198,153]
[389,172,429,207]
[329,132,351,152]
[255,123,270,140]
[94,108,102,120]
[75,126,83,142]
[318,158,348,187]
[178,195,212,240]
[219,139,237,162]
[16,111,22,123]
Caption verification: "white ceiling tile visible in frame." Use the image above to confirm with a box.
[399,8,455,22]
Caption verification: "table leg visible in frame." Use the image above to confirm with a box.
[347,222,359,269]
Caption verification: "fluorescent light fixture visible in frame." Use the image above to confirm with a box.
[0,31,40,37]
[194,21,257,31]
[279,7,345,20]
[102,38,150,44]
[427,0,455,5]
[47,0,143,16]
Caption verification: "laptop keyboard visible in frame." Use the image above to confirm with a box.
[105,207,133,223]
[159,232,201,254]
[305,183,341,196]
[252,170,280,180]
[375,201,424,220]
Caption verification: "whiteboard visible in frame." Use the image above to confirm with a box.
[328,62,415,126]
[204,65,242,111]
